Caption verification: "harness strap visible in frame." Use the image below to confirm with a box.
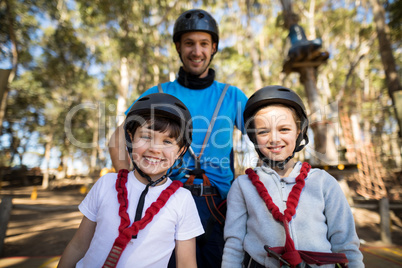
[157,83,163,93]
[268,247,348,267]
[198,83,229,159]
[185,173,210,186]
[197,197,226,246]
[205,195,225,225]
[243,252,265,268]
[188,147,198,165]
[103,170,183,268]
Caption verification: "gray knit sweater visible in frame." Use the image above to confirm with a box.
[222,162,364,268]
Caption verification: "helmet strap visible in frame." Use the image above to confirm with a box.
[132,173,166,239]
[130,156,182,239]
[253,128,308,170]
[255,146,295,171]
[128,145,187,232]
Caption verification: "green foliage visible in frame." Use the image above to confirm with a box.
[0,0,39,66]
[0,0,400,173]
[386,0,402,42]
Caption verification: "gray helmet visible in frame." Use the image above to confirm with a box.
[244,86,309,169]
[173,9,219,50]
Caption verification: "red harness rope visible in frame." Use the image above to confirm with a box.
[103,169,183,268]
[246,162,348,267]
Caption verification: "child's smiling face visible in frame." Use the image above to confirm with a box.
[254,105,300,162]
[130,123,184,184]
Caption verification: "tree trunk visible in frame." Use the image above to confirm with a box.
[0,69,12,135]
[90,114,99,174]
[117,57,129,126]
[241,1,263,91]
[41,132,53,189]
[300,67,332,164]
[370,0,402,137]
[1,0,19,134]
[306,0,316,39]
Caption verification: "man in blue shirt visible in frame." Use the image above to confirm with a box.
[109,9,248,268]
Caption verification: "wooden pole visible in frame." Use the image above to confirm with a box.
[0,196,13,255]
[379,197,392,244]
[300,67,329,160]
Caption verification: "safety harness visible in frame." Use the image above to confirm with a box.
[103,169,183,268]
[157,83,229,243]
[245,163,349,268]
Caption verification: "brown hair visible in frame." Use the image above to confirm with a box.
[250,103,300,130]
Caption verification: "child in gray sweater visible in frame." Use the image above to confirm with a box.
[222,86,364,268]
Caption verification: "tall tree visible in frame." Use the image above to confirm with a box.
[369,0,402,137]
[0,0,38,134]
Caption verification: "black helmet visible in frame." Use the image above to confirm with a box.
[244,85,309,168]
[124,93,193,158]
[173,9,219,50]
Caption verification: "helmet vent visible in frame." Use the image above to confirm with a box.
[185,13,192,19]
[198,13,205,19]
[175,102,187,111]
[138,97,150,102]
[278,88,290,92]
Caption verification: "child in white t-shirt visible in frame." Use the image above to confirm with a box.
[58,93,204,268]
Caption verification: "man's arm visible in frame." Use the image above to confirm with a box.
[108,123,131,171]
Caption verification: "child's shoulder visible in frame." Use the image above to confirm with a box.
[173,183,195,199]
[308,167,329,175]
[94,172,119,185]
[234,172,254,182]
[168,183,198,208]
[307,167,339,184]
[308,166,331,175]
[232,172,259,187]
[176,185,192,195]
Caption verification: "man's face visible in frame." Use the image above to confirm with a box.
[175,31,217,78]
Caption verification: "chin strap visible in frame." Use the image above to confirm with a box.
[127,136,187,239]
[255,147,295,170]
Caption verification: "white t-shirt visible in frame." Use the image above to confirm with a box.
[76,171,204,268]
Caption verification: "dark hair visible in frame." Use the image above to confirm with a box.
[126,114,186,149]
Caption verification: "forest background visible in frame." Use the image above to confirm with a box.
[0,0,401,195]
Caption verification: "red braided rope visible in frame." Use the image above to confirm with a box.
[245,163,348,267]
[116,180,183,246]
[103,170,183,268]
[245,162,311,266]
[116,169,130,233]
